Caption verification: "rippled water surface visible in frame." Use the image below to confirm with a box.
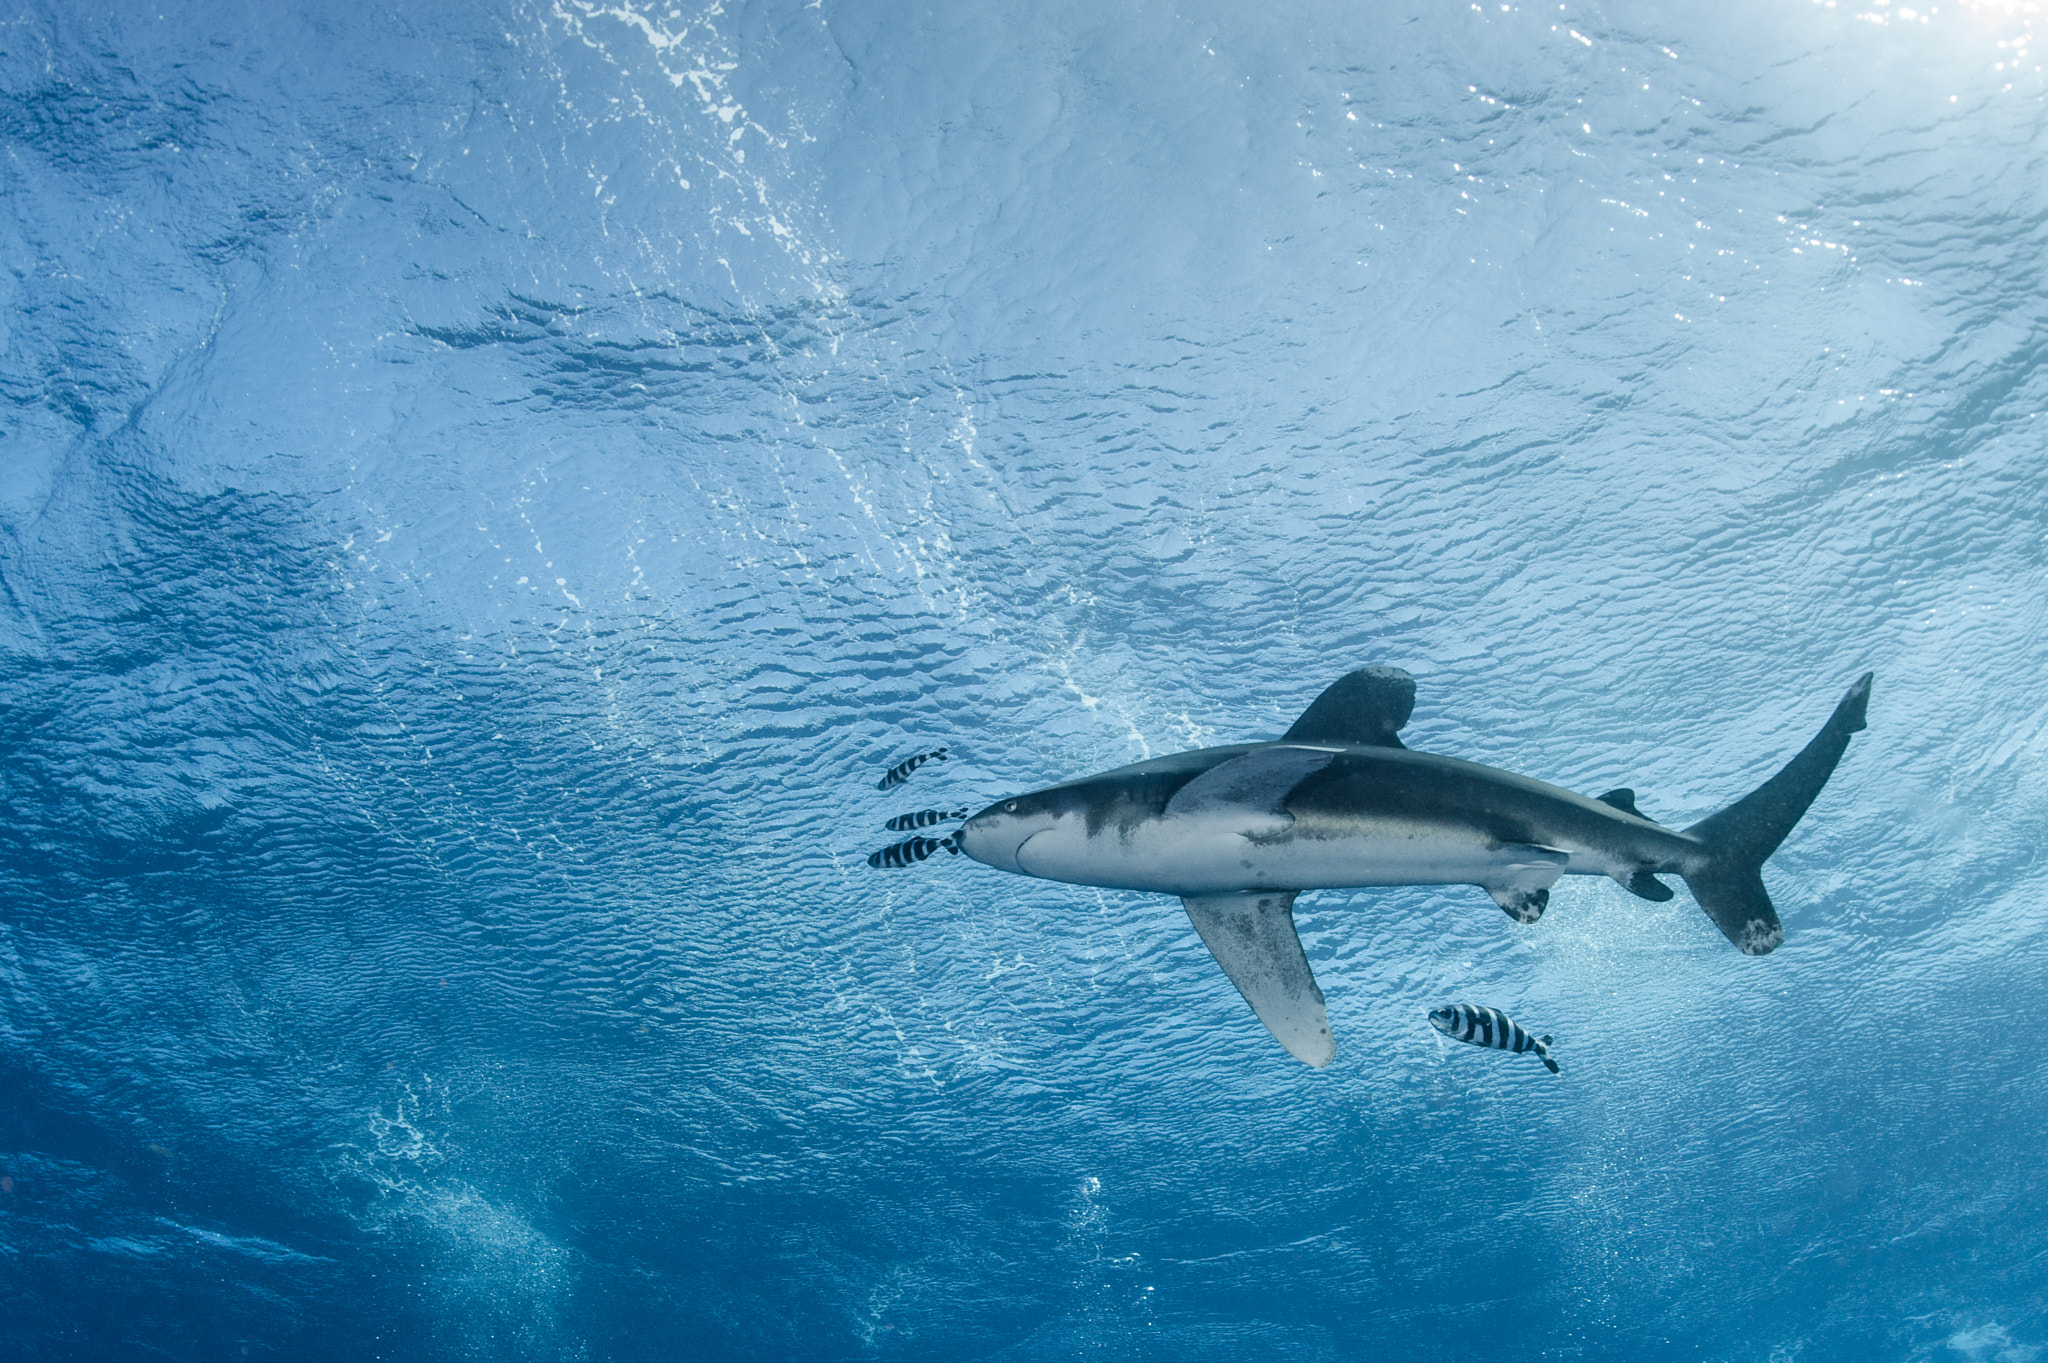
[4,1,2047,1359]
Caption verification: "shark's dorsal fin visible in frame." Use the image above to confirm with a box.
[1597,788,1644,817]
[1181,891,1334,1067]
[1283,666,1415,747]
[1165,745,1341,825]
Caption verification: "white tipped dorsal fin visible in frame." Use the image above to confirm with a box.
[1164,745,1342,826]
[1181,890,1335,1067]
[1283,666,1415,747]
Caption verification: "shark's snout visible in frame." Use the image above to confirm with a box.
[957,798,1055,874]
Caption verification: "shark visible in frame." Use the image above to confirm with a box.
[955,666,1872,1067]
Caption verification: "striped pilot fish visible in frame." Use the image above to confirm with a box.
[878,747,948,791]
[1428,1004,1560,1074]
[885,808,968,833]
[867,833,962,869]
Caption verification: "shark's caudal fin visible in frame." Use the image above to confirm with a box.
[1679,672,1872,955]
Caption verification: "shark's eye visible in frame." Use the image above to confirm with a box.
[1005,801,1019,813]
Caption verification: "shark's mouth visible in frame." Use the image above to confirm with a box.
[1012,829,1054,878]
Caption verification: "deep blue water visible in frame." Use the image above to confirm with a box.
[3,1,2047,1358]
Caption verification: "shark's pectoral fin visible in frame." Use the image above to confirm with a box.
[1181,891,1334,1067]
[1483,844,1570,924]
[1164,745,1342,829]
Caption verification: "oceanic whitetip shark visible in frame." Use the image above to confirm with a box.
[955,666,1872,1067]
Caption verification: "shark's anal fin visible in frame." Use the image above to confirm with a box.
[1164,745,1342,830]
[1283,667,1416,748]
[1181,891,1334,1067]
[1484,844,1570,924]
[1627,868,1675,902]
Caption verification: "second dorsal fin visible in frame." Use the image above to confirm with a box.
[1598,788,1644,817]
[1283,667,1415,747]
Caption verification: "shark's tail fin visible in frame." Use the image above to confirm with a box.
[1678,673,1872,955]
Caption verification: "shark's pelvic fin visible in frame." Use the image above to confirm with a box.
[1181,890,1334,1067]
[1164,744,1342,829]
[1483,843,1570,923]
[1283,666,1416,748]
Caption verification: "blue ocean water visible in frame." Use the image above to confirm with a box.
[3,0,2046,1357]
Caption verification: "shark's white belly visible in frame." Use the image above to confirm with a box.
[1013,811,1549,895]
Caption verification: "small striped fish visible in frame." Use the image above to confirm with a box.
[1428,1004,1559,1074]
[866,833,962,869]
[885,808,967,832]
[877,747,948,791]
